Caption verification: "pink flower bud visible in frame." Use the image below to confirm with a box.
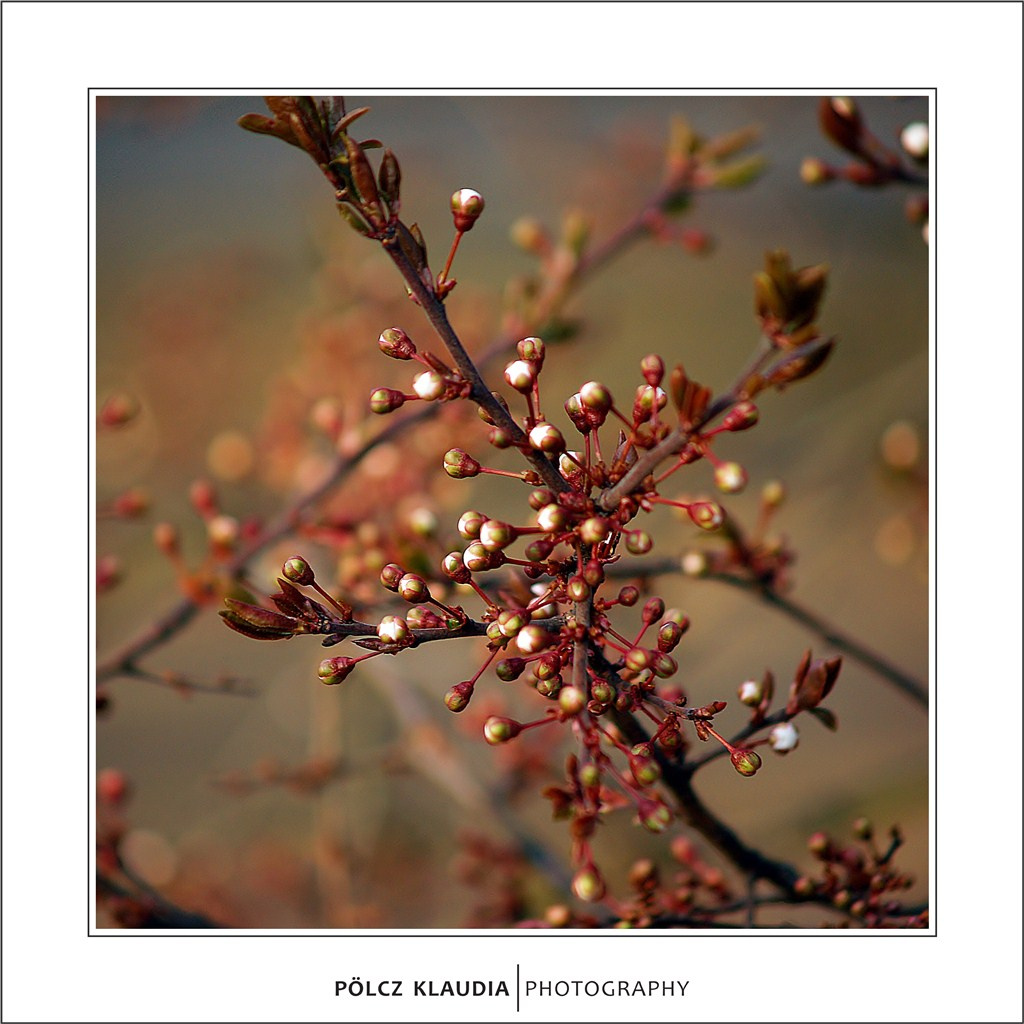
[686,501,724,531]
[517,336,546,366]
[730,749,762,777]
[479,519,516,552]
[517,624,554,654]
[450,188,485,231]
[536,504,568,533]
[529,422,565,453]
[397,573,429,603]
[377,327,416,359]
[738,679,763,705]
[444,680,475,713]
[721,401,760,432]
[443,449,481,479]
[369,387,406,414]
[438,553,467,585]
[483,715,522,744]
[412,370,445,401]
[282,556,315,586]
[504,359,536,393]
[714,461,748,493]
[579,380,612,415]
[318,657,356,685]
[571,866,605,902]
[769,721,799,754]
[640,354,664,387]
[377,615,410,645]
[558,686,587,716]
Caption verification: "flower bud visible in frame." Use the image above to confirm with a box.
[282,556,315,586]
[318,657,356,685]
[444,680,475,712]
[412,370,445,401]
[625,647,653,673]
[207,514,239,548]
[517,623,554,654]
[571,865,605,902]
[761,479,785,508]
[462,542,492,573]
[655,618,679,651]
[483,715,522,745]
[558,685,587,716]
[479,519,516,552]
[720,401,759,432]
[510,216,549,253]
[558,451,584,481]
[99,392,141,428]
[579,380,612,415]
[443,449,481,479]
[566,575,590,603]
[377,327,416,360]
[768,721,799,753]
[800,157,834,185]
[563,393,591,434]
[738,679,764,706]
[536,503,568,533]
[517,336,546,367]
[379,563,405,591]
[488,426,514,449]
[534,653,561,681]
[397,573,429,603]
[523,537,554,562]
[633,384,667,417]
[807,831,832,857]
[529,422,565,454]
[97,767,131,806]
[652,653,678,679]
[528,488,555,511]
[714,461,747,493]
[618,585,639,607]
[681,551,707,576]
[625,530,653,555]
[496,608,529,638]
[730,748,762,777]
[637,797,672,833]
[504,359,536,393]
[899,121,928,160]
[577,517,609,545]
[377,615,410,645]
[441,551,471,584]
[640,353,665,387]
[852,817,874,841]
[369,387,406,415]
[153,522,179,556]
[450,188,485,231]
[641,597,665,625]
[629,752,661,787]
[496,657,527,682]
[407,606,443,629]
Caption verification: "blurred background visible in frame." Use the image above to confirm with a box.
[95,94,929,928]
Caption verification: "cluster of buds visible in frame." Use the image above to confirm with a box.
[370,327,473,414]
[225,300,845,905]
[223,108,851,911]
[795,820,924,927]
[802,97,929,242]
[138,479,263,605]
